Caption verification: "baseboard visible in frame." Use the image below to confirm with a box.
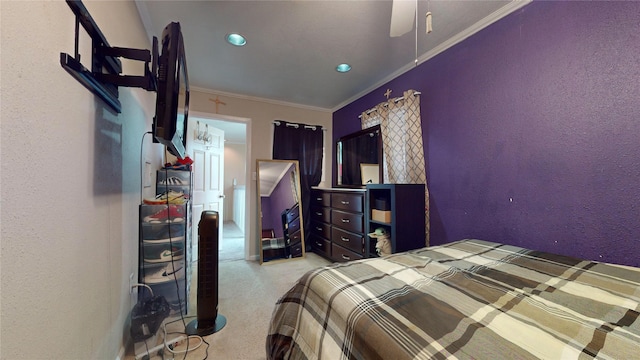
[116,344,126,360]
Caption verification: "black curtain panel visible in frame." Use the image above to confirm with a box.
[273,121,324,248]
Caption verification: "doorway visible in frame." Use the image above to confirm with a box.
[187,111,250,262]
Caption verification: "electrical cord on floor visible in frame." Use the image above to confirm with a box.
[131,284,154,297]
[143,338,150,360]
[201,337,210,360]
[161,317,206,358]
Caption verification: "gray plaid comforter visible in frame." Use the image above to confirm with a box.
[267,239,640,359]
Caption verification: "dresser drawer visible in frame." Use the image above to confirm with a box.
[310,221,331,239]
[289,241,303,257]
[310,234,330,258]
[332,227,364,254]
[331,243,363,262]
[331,192,363,213]
[287,217,301,235]
[285,204,300,224]
[311,190,331,207]
[311,206,331,224]
[288,229,302,247]
[331,210,363,234]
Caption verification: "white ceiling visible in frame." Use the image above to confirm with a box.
[257,160,294,197]
[136,0,529,111]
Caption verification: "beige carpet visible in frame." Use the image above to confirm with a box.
[127,252,331,359]
[219,221,245,262]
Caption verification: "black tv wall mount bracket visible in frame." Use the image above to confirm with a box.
[60,0,157,114]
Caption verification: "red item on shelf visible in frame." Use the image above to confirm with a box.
[177,156,193,165]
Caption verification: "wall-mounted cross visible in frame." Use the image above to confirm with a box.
[384,89,392,100]
[209,96,226,113]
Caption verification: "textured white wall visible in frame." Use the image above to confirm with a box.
[1,2,333,356]
[1,1,160,358]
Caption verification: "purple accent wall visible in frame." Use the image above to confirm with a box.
[333,1,640,267]
[260,196,275,235]
[262,167,296,238]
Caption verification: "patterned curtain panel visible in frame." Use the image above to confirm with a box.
[360,104,385,129]
[361,90,430,246]
[289,168,299,204]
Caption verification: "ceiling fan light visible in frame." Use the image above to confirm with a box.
[226,33,247,46]
[336,63,351,73]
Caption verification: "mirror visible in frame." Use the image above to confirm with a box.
[257,159,306,264]
[337,125,382,187]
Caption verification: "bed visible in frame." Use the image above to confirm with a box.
[266,239,640,359]
[262,236,288,261]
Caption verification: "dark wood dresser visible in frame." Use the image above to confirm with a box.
[310,185,426,262]
[310,188,366,262]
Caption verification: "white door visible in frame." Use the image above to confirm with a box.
[190,124,225,258]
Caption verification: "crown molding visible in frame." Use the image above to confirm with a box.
[190,86,332,113]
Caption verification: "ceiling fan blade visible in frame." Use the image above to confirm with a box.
[390,0,416,37]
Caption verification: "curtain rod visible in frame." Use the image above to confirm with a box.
[272,121,326,131]
[358,91,421,119]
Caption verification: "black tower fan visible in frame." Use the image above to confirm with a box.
[186,211,226,336]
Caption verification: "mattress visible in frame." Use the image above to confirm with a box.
[266,239,640,359]
[262,237,287,250]
[263,237,288,261]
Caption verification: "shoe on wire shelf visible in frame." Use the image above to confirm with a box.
[144,262,185,284]
[142,225,185,244]
[143,190,186,205]
[144,247,185,263]
[158,176,185,186]
[143,205,185,223]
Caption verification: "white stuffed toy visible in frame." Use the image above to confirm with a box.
[368,228,391,257]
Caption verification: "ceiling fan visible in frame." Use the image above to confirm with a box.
[389,0,433,37]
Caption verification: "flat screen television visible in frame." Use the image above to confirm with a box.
[154,22,189,159]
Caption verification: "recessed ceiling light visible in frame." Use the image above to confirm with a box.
[226,33,246,46]
[336,63,351,73]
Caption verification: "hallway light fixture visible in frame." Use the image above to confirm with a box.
[195,121,213,146]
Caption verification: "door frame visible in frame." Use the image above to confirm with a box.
[187,110,252,260]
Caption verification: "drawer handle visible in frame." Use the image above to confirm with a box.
[341,200,350,205]
[316,197,322,201]
[315,242,322,247]
[316,226,322,231]
[342,254,351,261]
[315,212,322,216]
[341,219,350,223]
[340,236,350,242]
